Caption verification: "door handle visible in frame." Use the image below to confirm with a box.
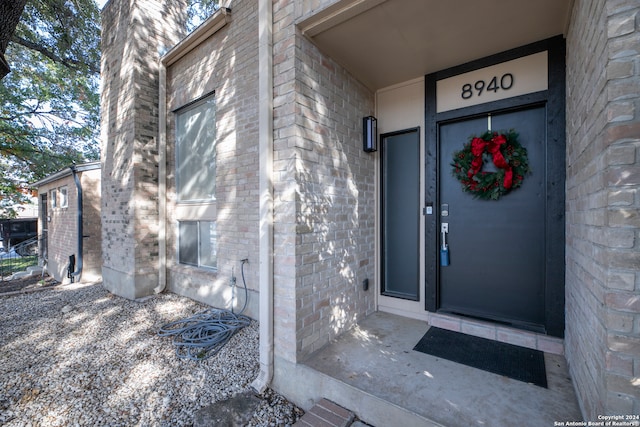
[440,222,450,266]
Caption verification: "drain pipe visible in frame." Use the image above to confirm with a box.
[155,57,168,294]
[251,0,274,393]
[69,166,83,282]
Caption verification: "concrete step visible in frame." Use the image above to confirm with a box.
[293,399,354,427]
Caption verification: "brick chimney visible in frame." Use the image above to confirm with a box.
[100,0,187,299]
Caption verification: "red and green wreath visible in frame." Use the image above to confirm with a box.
[451,129,530,200]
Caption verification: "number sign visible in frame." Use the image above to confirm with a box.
[436,51,548,113]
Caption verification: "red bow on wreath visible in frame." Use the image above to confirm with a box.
[469,134,513,189]
[451,129,530,200]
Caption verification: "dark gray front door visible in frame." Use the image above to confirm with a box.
[438,106,546,330]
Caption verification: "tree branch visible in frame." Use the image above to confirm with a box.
[11,34,99,74]
[0,109,87,124]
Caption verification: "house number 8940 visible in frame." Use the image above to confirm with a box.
[461,73,514,100]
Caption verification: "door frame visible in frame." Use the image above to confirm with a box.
[424,36,566,337]
[375,78,427,320]
[378,126,428,320]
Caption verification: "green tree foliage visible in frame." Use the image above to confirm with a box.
[0,0,100,217]
[187,0,220,31]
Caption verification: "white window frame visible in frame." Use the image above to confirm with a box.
[178,220,217,270]
[50,189,57,209]
[59,186,68,208]
[174,92,218,270]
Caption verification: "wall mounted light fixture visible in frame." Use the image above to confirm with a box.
[363,116,377,152]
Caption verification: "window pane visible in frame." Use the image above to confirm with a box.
[59,187,68,208]
[176,97,216,201]
[199,221,217,269]
[51,190,57,208]
[178,221,198,266]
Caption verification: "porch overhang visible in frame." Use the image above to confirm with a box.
[298,0,573,90]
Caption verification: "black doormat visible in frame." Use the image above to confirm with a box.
[413,327,547,388]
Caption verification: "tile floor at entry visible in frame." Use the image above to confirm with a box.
[303,311,582,427]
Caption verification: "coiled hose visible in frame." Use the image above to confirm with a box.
[158,260,251,361]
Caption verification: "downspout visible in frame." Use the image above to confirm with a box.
[70,166,83,281]
[156,58,168,294]
[251,0,274,393]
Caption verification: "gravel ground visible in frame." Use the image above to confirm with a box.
[0,283,303,426]
[0,274,58,294]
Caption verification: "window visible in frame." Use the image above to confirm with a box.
[59,186,68,208]
[176,95,216,202]
[175,94,217,270]
[178,221,217,269]
[50,189,57,208]
[10,222,24,234]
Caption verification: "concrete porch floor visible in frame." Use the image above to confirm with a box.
[299,311,582,427]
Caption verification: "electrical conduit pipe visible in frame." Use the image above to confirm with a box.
[251,0,274,393]
[69,166,83,282]
[156,58,168,295]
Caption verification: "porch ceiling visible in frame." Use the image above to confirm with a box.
[298,0,573,90]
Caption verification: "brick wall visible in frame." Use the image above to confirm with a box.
[100,0,187,299]
[39,177,76,283]
[565,0,640,417]
[164,0,261,316]
[101,0,374,359]
[272,0,298,362]
[81,170,102,281]
[36,168,101,283]
[273,0,376,362]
